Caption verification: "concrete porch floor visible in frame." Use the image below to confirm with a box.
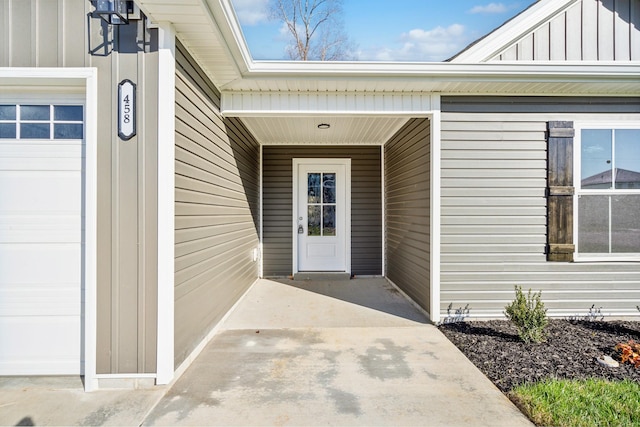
[0,278,532,426]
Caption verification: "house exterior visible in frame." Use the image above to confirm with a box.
[0,0,638,390]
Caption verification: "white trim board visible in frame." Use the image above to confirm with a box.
[0,67,99,391]
[156,23,177,386]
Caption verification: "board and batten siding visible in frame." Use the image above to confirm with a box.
[440,97,640,319]
[385,119,431,313]
[262,146,382,277]
[174,42,260,368]
[492,0,640,61]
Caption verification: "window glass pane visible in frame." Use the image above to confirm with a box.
[308,173,321,203]
[614,129,640,189]
[323,205,336,236]
[611,195,640,253]
[308,205,321,236]
[54,123,83,139]
[323,173,336,203]
[20,105,50,121]
[578,195,610,253]
[0,123,16,138]
[54,105,83,121]
[20,123,50,139]
[0,105,16,120]
[581,129,612,189]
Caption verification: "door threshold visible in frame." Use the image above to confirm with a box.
[293,272,351,281]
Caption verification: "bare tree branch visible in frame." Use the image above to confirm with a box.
[270,0,355,61]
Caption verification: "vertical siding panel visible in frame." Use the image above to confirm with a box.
[385,119,431,312]
[9,0,33,66]
[0,2,7,65]
[583,0,599,59]
[614,0,631,60]
[519,34,535,60]
[534,23,550,60]
[174,42,260,368]
[599,0,615,60]
[566,1,583,60]
[35,0,58,66]
[631,0,640,59]
[262,146,382,277]
[62,0,87,66]
[501,45,518,60]
[549,12,567,60]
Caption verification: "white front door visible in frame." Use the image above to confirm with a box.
[294,159,351,273]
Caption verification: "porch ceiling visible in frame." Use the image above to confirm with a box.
[240,116,411,146]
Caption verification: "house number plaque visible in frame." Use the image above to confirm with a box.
[118,79,136,140]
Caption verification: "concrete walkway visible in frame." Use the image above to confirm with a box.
[0,278,532,426]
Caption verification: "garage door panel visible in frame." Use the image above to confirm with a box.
[0,315,82,375]
[0,243,80,283]
[0,217,82,243]
[0,101,84,376]
[0,171,82,212]
[0,286,81,316]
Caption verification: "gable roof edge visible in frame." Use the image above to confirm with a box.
[450,0,579,63]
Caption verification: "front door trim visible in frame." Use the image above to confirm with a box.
[292,158,351,275]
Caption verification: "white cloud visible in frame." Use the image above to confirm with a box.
[365,24,468,61]
[231,0,270,25]
[468,2,508,14]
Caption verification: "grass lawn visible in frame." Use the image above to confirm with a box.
[509,378,640,427]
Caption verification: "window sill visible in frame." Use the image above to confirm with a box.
[573,255,640,263]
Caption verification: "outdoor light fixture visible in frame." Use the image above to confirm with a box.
[94,0,133,25]
[317,123,331,130]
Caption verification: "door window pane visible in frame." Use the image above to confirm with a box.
[0,105,16,120]
[54,105,83,121]
[21,105,50,121]
[54,123,83,139]
[323,173,336,203]
[578,195,610,253]
[323,206,336,236]
[308,173,321,203]
[20,123,50,139]
[581,129,612,189]
[614,129,640,189]
[0,123,16,138]
[308,206,321,236]
[611,195,640,253]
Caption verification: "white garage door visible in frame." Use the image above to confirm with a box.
[0,102,84,375]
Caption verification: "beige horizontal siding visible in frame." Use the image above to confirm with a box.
[174,42,259,367]
[385,119,431,312]
[440,106,640,319]
[262,146,382,277]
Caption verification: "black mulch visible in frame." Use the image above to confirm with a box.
[438,319,640,393]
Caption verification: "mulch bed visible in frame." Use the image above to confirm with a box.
[438,319,640,393]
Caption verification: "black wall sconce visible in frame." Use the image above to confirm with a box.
[94,0,135,25]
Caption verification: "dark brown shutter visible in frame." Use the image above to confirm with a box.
[547,121,575,261]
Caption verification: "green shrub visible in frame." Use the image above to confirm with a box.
[504,285,548,343]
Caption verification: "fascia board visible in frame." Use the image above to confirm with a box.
[450,0,579,62]
[237,61,640,81]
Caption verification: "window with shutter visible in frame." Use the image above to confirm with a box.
[547,121,575,262]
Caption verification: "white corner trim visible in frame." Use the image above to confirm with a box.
[380,146,386,276]
[156,23,176,386]
[429,99,442,324]
[83,69,99,392]
[259,144,264,278]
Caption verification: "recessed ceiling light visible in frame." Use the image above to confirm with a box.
[317,123,330,130]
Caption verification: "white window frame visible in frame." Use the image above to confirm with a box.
[574,122,640,262]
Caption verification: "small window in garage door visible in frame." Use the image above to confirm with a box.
[0,104,84,139]
[0,101,85,376]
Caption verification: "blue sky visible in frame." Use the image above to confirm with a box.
[230,0,537,61]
